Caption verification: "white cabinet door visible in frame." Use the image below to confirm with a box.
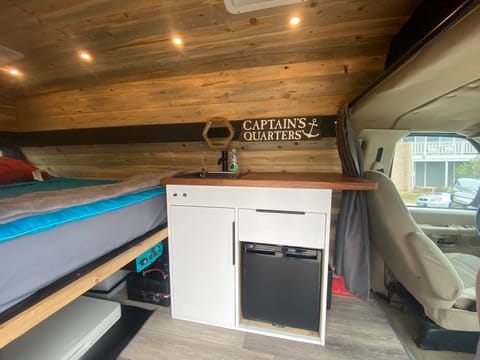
[169,205,236,328]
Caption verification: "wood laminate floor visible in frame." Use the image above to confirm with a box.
[119,295,408,360]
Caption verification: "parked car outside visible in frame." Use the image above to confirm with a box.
[450,177,480,208]
[416,193,451,208]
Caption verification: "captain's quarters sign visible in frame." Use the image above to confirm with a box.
[240,116,321,142]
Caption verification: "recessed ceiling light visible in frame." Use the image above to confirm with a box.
[467,83,479,88]
[446,94,457,98]
[172,37,183,46]
[1,67,22,77]
[79,51,92,61]
[289,16,300,26]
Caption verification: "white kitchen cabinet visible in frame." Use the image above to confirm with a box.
[168,204,236,328]
[166,184,331,344]
[162,173,376,345]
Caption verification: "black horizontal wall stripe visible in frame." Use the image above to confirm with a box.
[1,116,336,147]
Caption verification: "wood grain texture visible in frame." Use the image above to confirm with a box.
[1,0,421,131]
[21,138,342,179]
[0,91,16,131]
[15,68,369,131]
[119,296,408,360]
[1,0,420,97]
[0,228,168,349]
[160,171,377,190]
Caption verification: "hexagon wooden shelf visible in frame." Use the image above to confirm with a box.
[202,117,235,150]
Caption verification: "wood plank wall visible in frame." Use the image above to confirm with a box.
[0,91,16,132]
[15,52,353,180]
[22,138,341,179]
[9,0,398,179]
[15,56,381,131]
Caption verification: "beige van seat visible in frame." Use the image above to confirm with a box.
[447,253,478,308]
[364,170,480,331]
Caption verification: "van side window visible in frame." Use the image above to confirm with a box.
[391,135,480,209]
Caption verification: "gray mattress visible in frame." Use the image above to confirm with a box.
[0,193,167,314]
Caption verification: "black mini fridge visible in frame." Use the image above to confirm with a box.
[241,242,321,331]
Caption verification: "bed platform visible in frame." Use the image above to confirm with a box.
[0,170,172,349]
[0,227,167,349]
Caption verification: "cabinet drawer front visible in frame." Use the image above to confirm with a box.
[239,209,326,249]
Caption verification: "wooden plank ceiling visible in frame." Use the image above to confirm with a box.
[0,0,420,97]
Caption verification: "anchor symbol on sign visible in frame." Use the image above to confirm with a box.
[302,118,320,139]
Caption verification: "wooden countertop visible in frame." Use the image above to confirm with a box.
[160,172,377,191]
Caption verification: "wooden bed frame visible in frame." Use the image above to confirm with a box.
[0,227,168,349]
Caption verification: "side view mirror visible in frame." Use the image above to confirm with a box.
[450,177,480,209]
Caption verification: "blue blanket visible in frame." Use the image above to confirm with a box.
[0,176,167,243]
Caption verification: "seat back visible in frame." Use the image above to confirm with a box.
[364,170,463,310]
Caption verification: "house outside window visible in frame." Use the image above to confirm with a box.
[392,135,480,208]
